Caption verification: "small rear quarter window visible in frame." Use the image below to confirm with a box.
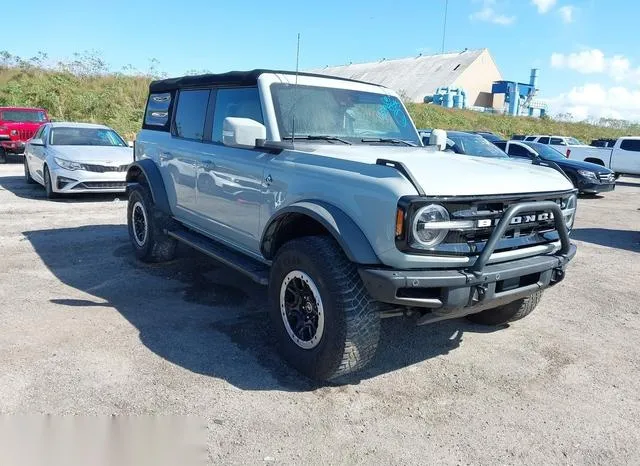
[144,92,173,129]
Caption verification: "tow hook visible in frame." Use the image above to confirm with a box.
[551,268,565,284]
[471,284,488,304]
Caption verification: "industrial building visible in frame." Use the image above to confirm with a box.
[312,49,503,108]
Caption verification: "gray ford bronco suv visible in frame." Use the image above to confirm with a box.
[127,70,577,381]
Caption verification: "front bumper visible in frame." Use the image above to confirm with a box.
[578,179,615,193]
[50,166,127,193]
[0,140,25,154]
[359,200,576,323]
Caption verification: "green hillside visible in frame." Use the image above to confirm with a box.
[1,51,638,142]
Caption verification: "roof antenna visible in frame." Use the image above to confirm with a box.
[291,33,301,149]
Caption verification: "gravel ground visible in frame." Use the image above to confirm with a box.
[0,162,639,465]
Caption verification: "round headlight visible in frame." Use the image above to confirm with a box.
[563,194,577,230]
[412,204,450,248]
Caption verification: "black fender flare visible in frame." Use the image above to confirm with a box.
[261,201,381,265]
[125,159,171,215]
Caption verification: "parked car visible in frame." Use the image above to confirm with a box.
[127,70,577,381]
[471,131,504,143]
[567,137,640,177]
[520,134,599,159]
[0,106,50,163]
[420,130,509,158]
[495,140,616,194]
[24,122,133,198]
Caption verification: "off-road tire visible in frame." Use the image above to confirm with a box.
[24,157,35,184]
[127,183,177,263]
[43,166,58,199]
[269,236,381,381]
[466,291,543,326]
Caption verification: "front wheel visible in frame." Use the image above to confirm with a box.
[269,236,381,381]
[43,166,58,199]
[127,184,177,263]
[466,291,543,326]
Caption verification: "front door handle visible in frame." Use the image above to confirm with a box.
[201,159,216,170]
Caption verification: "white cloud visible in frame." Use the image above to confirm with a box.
[546,83,640,121]
[531,0,557,14]
[470,0,516,25]
[550,49,605,74]
[609,55,631,81]
[558,5,576,23]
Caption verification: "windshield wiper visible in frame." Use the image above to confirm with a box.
[361,137,416,147]
[284,135,352,145]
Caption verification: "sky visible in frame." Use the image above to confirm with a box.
[2,0,638,121]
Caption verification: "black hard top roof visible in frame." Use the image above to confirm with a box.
[149,69,384,93]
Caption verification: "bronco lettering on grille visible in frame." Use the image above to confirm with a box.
[477,212,553,228]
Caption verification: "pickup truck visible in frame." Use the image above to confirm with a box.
[567,137,640,177]
[0,106,50,163]
[127,70,578,380]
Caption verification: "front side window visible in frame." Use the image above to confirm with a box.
[507,144,533,158]
[33,125,45,140]
[0,110,47,122]
[565,137,582,145]
[550,137,565,145]
[174,89,210,140]
[538,137,550,144]
[620,139,640,152]
[270,84,420,145]
[524,136,537,141]
[211,88,263,143]
[49,127,126,146]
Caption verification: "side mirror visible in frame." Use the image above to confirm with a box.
[429,129,448,151]
[127,141,134,148]
[222,117,266,149]
[30,138,44,146]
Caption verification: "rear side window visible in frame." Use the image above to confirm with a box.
[211,88,263,143]
[524,136,536,141]
[538,137,550,144]
[550,137,564,145]
[620,139,640,152]
[174,89,211,140]
[508,144,532,158]
[144,92,173,130]
[494,141,506,151]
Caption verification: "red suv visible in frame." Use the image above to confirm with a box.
[0,107,50,163]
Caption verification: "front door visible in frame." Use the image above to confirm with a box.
[614,139,640,175]
[195,87,267,253]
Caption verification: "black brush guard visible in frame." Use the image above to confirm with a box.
[359,201,576,324]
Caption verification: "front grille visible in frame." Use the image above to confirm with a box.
[82,163,129,173]
[73,181,127,190]
[597,173,615,183]
[398,191,574,257]
[19,129,35,140]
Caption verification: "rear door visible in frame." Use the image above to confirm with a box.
[613,139,640,175]
[164,89,211,221]
[195,87,267,254]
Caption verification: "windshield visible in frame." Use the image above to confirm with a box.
[49,127,126,146]
[448,134,508,158]
[1,110,47,123]
[566,137,582,145]
[523,142,566,161]
[270,84,420,145]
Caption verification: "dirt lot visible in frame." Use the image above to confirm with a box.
[1,162,639,464]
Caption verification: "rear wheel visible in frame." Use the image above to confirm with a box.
[269,236,381,381]
[43,166,58,199]
[24,157,35,184]
[466,291,543,326]
[127,183,177,263]
[0,148,6,164]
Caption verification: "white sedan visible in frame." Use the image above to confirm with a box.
[24,122,133,198]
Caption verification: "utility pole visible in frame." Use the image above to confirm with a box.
[441,0,449,54]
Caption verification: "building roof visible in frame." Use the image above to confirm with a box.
[310,49,487,102]
[149,69,384,93]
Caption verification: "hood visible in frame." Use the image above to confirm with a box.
[49,145,134,164]
[554,157,613,173]
[298,144,574,196]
